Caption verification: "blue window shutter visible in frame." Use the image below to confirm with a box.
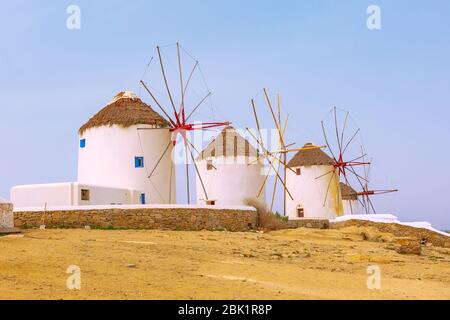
[80,139,86,148]
[140,193,146,204]
[135,157,144,168]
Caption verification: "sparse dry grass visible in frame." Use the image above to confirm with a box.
[244,198,288,231]
[0,226,449,300]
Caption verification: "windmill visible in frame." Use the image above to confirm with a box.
[247,88,324,214]
[319,107,371,214]
[320,107,397,214]
[139,43,230,204]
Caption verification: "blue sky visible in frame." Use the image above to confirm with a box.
[1,1,449,229]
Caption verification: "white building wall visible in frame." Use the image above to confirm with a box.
[11,183,74,208]
[10,183,140,208]
[78,124,176,204]
[76,183,141,206]
[286,165,343,220]
[195,156,266,206]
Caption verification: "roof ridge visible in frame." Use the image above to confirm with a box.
[287,142,335,167]
[79,92,169,134]
[107,91,140,105]
[197,126,259,160]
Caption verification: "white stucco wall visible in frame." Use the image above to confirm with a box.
[78,124,176,204]
[286,165,343,220]
[11,183,74,208]
[10,182,141,208]
[195,156,266,206]
[14,204,257,212]
[75,183,141,206]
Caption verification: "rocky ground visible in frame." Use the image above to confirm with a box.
[0,226,449,299]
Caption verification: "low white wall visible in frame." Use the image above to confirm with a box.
[14,204,257,212]
[11,182,141,208]
[11,183,73,208]
[76,183,141,206]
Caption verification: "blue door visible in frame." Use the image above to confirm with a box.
[135,157,144,168]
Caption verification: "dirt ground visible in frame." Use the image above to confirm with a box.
[0,227,449,300]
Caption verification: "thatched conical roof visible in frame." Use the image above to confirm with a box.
[197,126,259,160]
[287,143,335,167]
[340,182,358,200]
[79,91,169,134]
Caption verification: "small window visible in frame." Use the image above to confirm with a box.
[140,193,146,205]
[206,160,213,171]
[80,139,86,148]
[135,157,144,168]
[296,167,301,175]
[206,200,216,206]
[81,189,90,201]
[296,205,304,218]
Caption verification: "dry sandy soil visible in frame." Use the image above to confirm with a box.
[0,227,449,300]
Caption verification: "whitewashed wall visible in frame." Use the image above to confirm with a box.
[195,156,266,206]
[286,165,343,219]
[12,183,75,208]
[78,124,176,204]
[10,182,140,208]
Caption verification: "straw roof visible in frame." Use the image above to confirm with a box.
[79,91,169,134]
[287,143,335,167]
[197,126,259,160]
[340,182,358,200]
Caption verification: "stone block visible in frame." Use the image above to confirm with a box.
[0,203,14,228]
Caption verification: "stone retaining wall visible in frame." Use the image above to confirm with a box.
[0,203,14,228]
[285,219,329,229]
[14,207,257,232]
